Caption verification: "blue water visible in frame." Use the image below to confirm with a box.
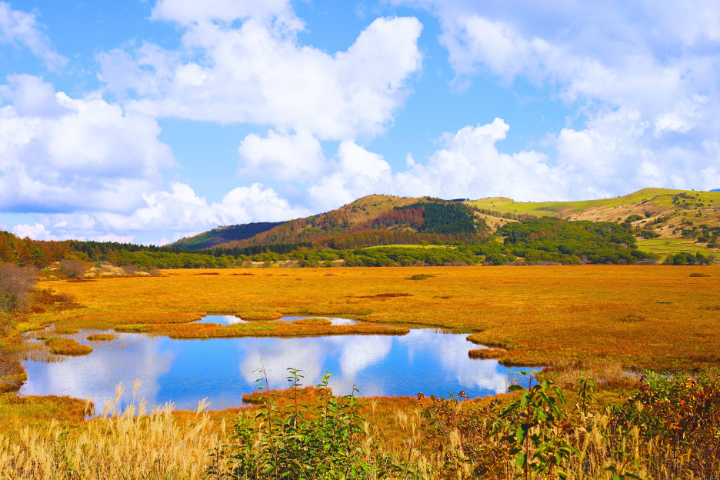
[19,326,539,413]
[196,315,360,326]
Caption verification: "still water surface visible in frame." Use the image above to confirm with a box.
[20,316,537,412]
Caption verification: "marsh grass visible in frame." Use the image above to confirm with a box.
[27,265,720,370]
[614,313,648,322]
[41,337,92,356]
[291,318,332,326]
[85,333,115,342]
[468,347,506,359]
[1,369,719,479]
[408,274,434,280]
[52,327,79,334]
[537,359,638,391]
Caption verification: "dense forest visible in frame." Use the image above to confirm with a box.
[0,216,667,270]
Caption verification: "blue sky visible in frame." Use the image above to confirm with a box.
[1,0,719,244]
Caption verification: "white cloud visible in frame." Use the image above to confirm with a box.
[397,119,568,201]
[0,75,175,214]
[308,119,567,209]
[382,0,720,198]
[33,182,309,239]
[11,222,135,242]
[0,2,67,70]
[308,114,720,211]
[99,6,423,140]
[308,139,393,209]
[238,129,325,182]
[151,0,301,30]
[12,223,56,240]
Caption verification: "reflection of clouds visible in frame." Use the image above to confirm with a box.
[237,335,392,396]
[197,315,248,325]
[21,329,534,414]
[330,336,392,396]
[275,316,359,325]
[397,330,511,394]
[239,338,326,389]
[20,333,175,413]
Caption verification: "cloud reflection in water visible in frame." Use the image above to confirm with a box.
[20,328,536,413]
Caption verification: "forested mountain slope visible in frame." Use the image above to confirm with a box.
[209,195,489,250]
[172,222,282,250]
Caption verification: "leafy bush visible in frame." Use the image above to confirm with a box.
[225,368,414,479]
[0,264,35,313]
[60,259,85,279]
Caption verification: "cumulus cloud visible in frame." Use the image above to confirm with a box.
[308,139,393,209]
[32,182,309,240]
[308,119,567,208]
[384,0,720,197]
[308,113,720,212]
[99,2,423,140]
[12,223,56,240]
[0,2,67,70]
[0,75,175,214]
[238,129,325,182]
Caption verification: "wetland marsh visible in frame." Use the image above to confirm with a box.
[4,265,720,479]
[19,324,531,412]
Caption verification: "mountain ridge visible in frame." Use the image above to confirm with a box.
[173,188,720,254]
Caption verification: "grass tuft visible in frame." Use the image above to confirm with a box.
[86,333,116,341]
[468,347,506,359]
[42,337,92,356]
[292,318,332,326]
[408,274,435,280]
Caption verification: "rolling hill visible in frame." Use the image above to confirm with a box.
[189,195,489,251]
[172,222,282,250]
[176,188,720,261]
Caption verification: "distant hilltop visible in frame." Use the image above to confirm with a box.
[171,188,720,253]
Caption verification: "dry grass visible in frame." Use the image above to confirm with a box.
[29,265,720,371]
[86,333,115,341]
[468,347,506,359]
[2,378,717,479]
[291,318,332,326]
[41,337,92,356]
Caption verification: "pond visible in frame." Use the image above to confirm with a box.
[19,316,539,413]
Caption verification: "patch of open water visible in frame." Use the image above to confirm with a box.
[195,315,360,326]
[19,319,540,413]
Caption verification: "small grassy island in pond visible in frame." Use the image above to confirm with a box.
[40,337,93,356]
[292,317,332,326]
[86,333,116,341]
[114,320,408,338]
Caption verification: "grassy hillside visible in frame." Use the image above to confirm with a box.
[210,195,488,250]
[172,222,282,250]
[466,188,720,260]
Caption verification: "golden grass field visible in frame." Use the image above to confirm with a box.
[4,265,720,478]
[22,265,720,371]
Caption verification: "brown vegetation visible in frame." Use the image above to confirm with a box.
[0,265,36,313]
[41,337,92,356]
[291,318,332,326]
[468,347,506,359]
[26,265,720,371]
[86,333,115,341]
[113,321,409,339]
[59,259,85,279]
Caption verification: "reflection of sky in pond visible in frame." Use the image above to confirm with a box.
[20,329,539,413]
[196,315,359,326]
[195,315,249,325]
[272,316,360,326]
